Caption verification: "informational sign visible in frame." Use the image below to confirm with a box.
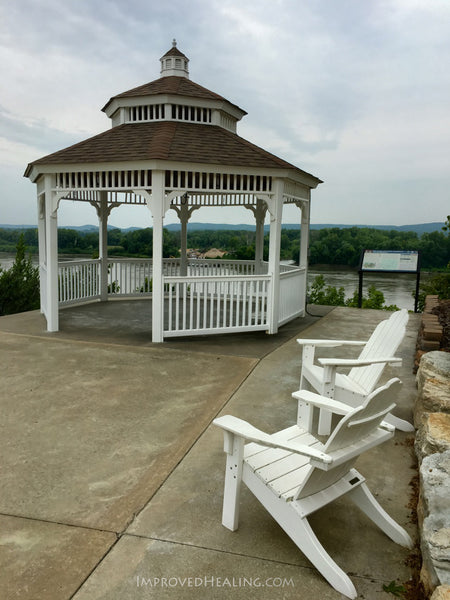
[361,250,419,273]
[358,250,421,312]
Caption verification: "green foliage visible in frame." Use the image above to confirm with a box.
[1,225,449,270]
[308,226,450,269]
[443,215,450,235]
[308,275,346,306]
[416,217,450,309]
[138,277,152,292]
[107,280,120,294]
[382,580,407,597]
[0,227,38,253]
[0,235,40,315]
[345,285,399,310]
[417,271,450,311]
[163,228,179,258]
[308,276,399,311]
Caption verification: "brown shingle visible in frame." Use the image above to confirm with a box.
[26,121,319,182]
[160,46,187,59]
[103,77,233,107]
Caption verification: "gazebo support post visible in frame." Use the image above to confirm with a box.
[44,176,59,332]
[172,201,199,277]
[266,179,284,334]
[298,199,310,312]
[37,194,46,315]
[98,191,109,301]
[298,200,310,272]
[254,199,267,275]
[179,202,189,277]
[139,172,166,343]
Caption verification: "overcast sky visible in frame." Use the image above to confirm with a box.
[1,0,449,229]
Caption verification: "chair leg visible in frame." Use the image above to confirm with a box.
[288,509,357,599]
[221,432,244,531]
[384,413,415,432]
[245,473,358,599]
[349,482,413,548]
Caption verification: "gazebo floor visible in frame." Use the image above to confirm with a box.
[54,299,329,356]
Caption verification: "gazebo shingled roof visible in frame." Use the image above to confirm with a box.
[25,40,320,186]
[102,76,235,107]
[161,44,188,58]
[26,121,316,176]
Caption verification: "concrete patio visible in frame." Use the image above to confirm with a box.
[0,302,421,599]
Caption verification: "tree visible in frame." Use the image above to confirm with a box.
[442,215,450,235]
[0,235,40,315]
[416,215,450,309]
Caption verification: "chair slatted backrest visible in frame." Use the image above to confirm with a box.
[348,309,408,393]
[294,378,400,500]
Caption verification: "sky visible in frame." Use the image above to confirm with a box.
[0,0,449,229]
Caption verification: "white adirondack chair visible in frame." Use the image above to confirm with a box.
[214,378,413,599]
[297,308,414,434]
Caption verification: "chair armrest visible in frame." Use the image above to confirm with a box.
[292,389,352,415]
[296,338,367,348]
[213,415,332,463]
[317,356,402,368]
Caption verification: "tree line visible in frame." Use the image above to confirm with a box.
[0,225,449,269]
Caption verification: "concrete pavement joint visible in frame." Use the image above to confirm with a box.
[108,531,320,572]
[0,512,119,535]
[68,536,122,600]
[101,532,395,589]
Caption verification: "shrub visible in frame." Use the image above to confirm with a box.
[0,235,40,315]
[308,275,399,311]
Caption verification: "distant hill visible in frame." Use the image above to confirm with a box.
[0,222,445,235]
[310,222,445,235]
[166,222,446,235]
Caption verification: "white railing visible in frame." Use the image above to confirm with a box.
[59,259,100,304]
[280,262,299,273]
[278,267,306,326]
[95,258,262,298]
[108,258,153,295]
[56,258,306,336]
[163,275,271,337]
[186,259,258,276]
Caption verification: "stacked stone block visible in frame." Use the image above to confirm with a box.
[415,351,450,598]
[415,296,445,372]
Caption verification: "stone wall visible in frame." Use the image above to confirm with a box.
[414,350,450,598]
[414,295,445,373]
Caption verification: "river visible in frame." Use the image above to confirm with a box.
[308,269,422,311]
[0,253,424,311]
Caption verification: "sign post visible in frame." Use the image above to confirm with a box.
[358,250,421,312]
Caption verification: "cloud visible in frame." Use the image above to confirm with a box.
[0,0,450,227]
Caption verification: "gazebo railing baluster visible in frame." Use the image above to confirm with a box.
[57,258,304,337]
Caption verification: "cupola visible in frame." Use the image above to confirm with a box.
[160,39,189,78]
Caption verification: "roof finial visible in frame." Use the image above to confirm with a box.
[172,38,177,48]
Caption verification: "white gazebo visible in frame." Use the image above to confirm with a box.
[25,41,322,342]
